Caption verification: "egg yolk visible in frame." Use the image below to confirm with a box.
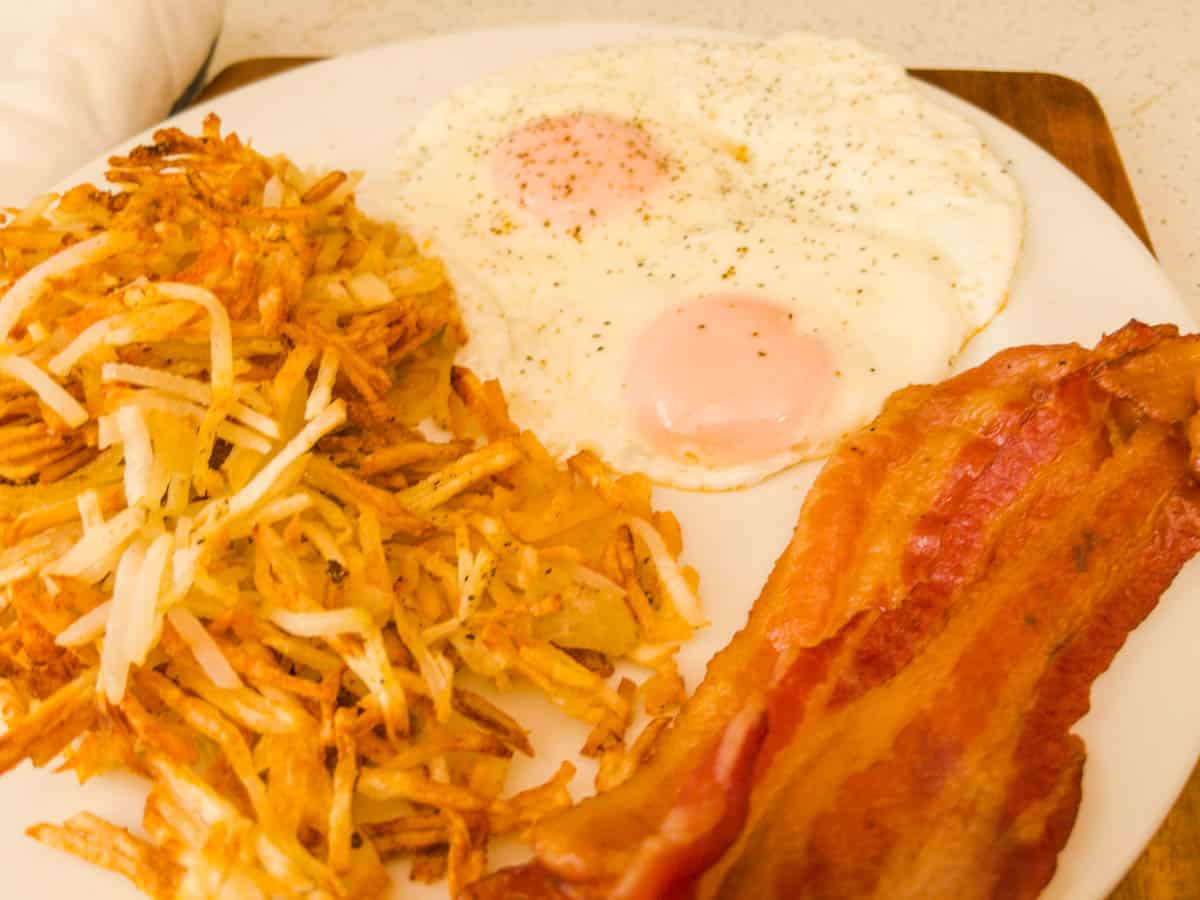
[491,112,664,227]
[626,296,834,466]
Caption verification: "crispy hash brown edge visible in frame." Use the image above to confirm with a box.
[0,116,701,899]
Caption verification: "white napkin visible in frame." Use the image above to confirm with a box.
[0,0,224,206]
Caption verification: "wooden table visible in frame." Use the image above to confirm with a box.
[197,61,1200,899]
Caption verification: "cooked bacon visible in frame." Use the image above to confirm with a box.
[465,321,1200,900]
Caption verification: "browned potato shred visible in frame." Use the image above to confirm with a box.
[0,117,700,898]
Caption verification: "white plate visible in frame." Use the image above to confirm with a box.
[2,24,1196,900]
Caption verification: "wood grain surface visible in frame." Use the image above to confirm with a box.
[197,58,1191,900]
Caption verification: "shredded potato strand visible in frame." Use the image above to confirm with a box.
[0,231,124,340]
[56,600,112,647]
[0,354,88,427]
[102,363,280,438]
[99,537,149,703]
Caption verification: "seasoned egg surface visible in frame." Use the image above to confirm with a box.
[395,32,1022,490]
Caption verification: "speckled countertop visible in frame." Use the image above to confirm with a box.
[216,0,1199,309]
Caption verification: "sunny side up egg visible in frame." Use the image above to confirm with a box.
[395,33,1023,490]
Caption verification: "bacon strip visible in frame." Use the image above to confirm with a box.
[465,321,1200,900]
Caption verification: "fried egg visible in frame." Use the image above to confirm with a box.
[396,33,1023,489]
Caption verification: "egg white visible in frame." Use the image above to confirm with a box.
[395,32,1023,490]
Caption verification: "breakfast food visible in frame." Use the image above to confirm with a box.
[0,118,701,899]
[396,33,1023,489]
[467,321,1200,899]
[0,24,1188,900]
